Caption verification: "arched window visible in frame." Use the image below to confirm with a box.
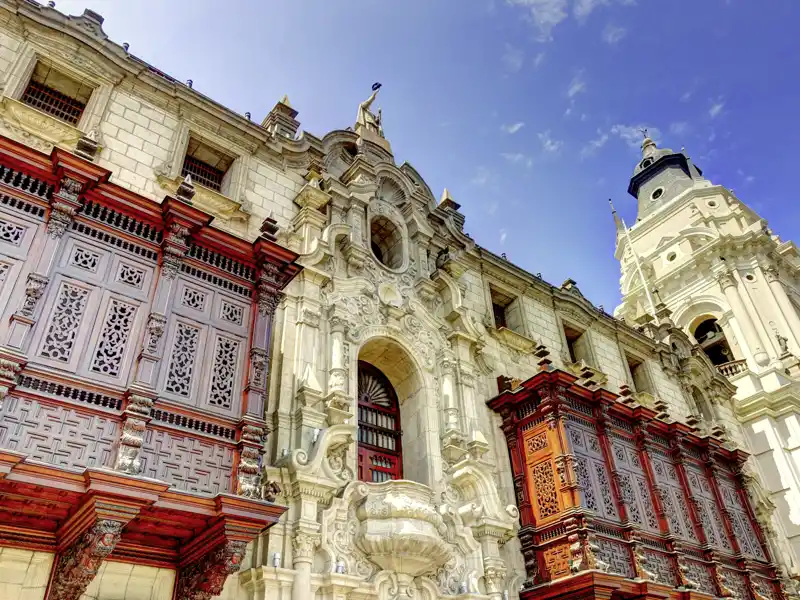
[692,318,733,366]
[369,215,403,269]
[357,361,403,482]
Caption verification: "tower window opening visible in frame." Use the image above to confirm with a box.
[370,215,403,269]
[692,318,733,366]
[640,158,654,169]
[563,324,587,364]
[357,361,403,483]
[651,187,664,200]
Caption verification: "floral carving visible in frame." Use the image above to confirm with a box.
[91,299,136,377]
[40,283,89,362]
[531,461,559,518]
[48,519,123,600]
[47,201,78,238]
[525,432,548,455]
[144,313,166,355]
[165,322,200,397]
[208,336,240,410]
[236,445,262,498]
[19,272,48,317]
[174,540,247,600]
[249,347,268,389]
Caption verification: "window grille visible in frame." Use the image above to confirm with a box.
[181,155,225,192]
[357,361,403,482]
[21,80,86,125]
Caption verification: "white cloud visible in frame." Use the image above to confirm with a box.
[669,121,690,136]
[508,0,637,40]
[611,123,662,148]
[471,166,491,186]
[502,122,526,134]
[680,90,692,103]
[500,229,508,244]
[533,52,546,68]
[709,98,725,118]
[602,23,627,44]
[487,201,500,215]
[501,152,534,168]
[538,130,564,153]
[580,130,609,158]
[506,0,569,41]
[502,43,524,72]
[568,70,587,97]
[574,0,609,19]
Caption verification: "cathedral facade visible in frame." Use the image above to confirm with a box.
[0,3,790,600]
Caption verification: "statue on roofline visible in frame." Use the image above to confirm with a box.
[356,82,384,138]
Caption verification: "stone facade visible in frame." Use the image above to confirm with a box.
[0,2,789,600]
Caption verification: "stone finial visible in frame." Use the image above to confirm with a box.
[260,213,279,242]
[75,130,100,162]
[262,95,300,139]
[175,174,195,204]
[439,188,461,211]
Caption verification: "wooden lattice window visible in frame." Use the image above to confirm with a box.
[181,138,234,193]
[357,361,403,482]
[21,63,91,125]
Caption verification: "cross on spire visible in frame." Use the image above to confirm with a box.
[639,127,649,139]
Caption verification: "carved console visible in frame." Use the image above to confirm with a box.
[488,368,785,600]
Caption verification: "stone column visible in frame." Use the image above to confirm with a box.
[440,356,461,433]
[291,532,319,600]
[764,266,800,350]
[717,272,769,367]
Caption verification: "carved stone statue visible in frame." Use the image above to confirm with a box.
[776,331,790,355]
[356,83,384,138]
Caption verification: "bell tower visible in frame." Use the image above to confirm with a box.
[613,134,800,574]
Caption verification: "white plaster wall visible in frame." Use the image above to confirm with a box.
[0,547,53,600]
[80,561,175,600]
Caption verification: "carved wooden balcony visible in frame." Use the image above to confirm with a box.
[488,368,785,600]
[0,134,301,599]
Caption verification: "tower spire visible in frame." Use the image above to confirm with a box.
[608,198,624,234]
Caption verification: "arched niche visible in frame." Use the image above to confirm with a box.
[357,335,438,487]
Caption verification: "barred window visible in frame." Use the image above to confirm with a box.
[21,63,91,126]
[181,138,234,193]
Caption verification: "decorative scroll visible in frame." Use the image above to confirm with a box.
[0,219,24,245]
[208,336,240,410]
[531,461,559,519]
[174,540,247,600]
[165,322,200,397]
[40,283,90,362]
[90,299,136,377]
[48,519,124,600]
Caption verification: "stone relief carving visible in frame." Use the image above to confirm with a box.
[19,272,48,317]
[174,540,248,600]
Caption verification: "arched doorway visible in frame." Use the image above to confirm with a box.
[692,317,733,366]
[357,361,403,482]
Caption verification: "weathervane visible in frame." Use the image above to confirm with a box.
[639,127,649,139]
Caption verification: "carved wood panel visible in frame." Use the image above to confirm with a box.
[718,476,767,561]
[650,452,697,543]
[0,395,117,469]
[566,417,618,522]
[522,425,560,523]
[139,427,234,494]
[685,466,733,554]
[541,542,571,581]
[610,435,659,533]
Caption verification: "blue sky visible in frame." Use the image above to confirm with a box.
[58,0,800,311]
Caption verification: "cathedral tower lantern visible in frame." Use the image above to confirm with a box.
[627,133,705,222]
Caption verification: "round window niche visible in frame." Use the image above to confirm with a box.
[640,158,654,169]
[744,273,756,283]
[651,187,664,201]
[370,215,404,270]
[666,252,677,262]
[707,200,718,208]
